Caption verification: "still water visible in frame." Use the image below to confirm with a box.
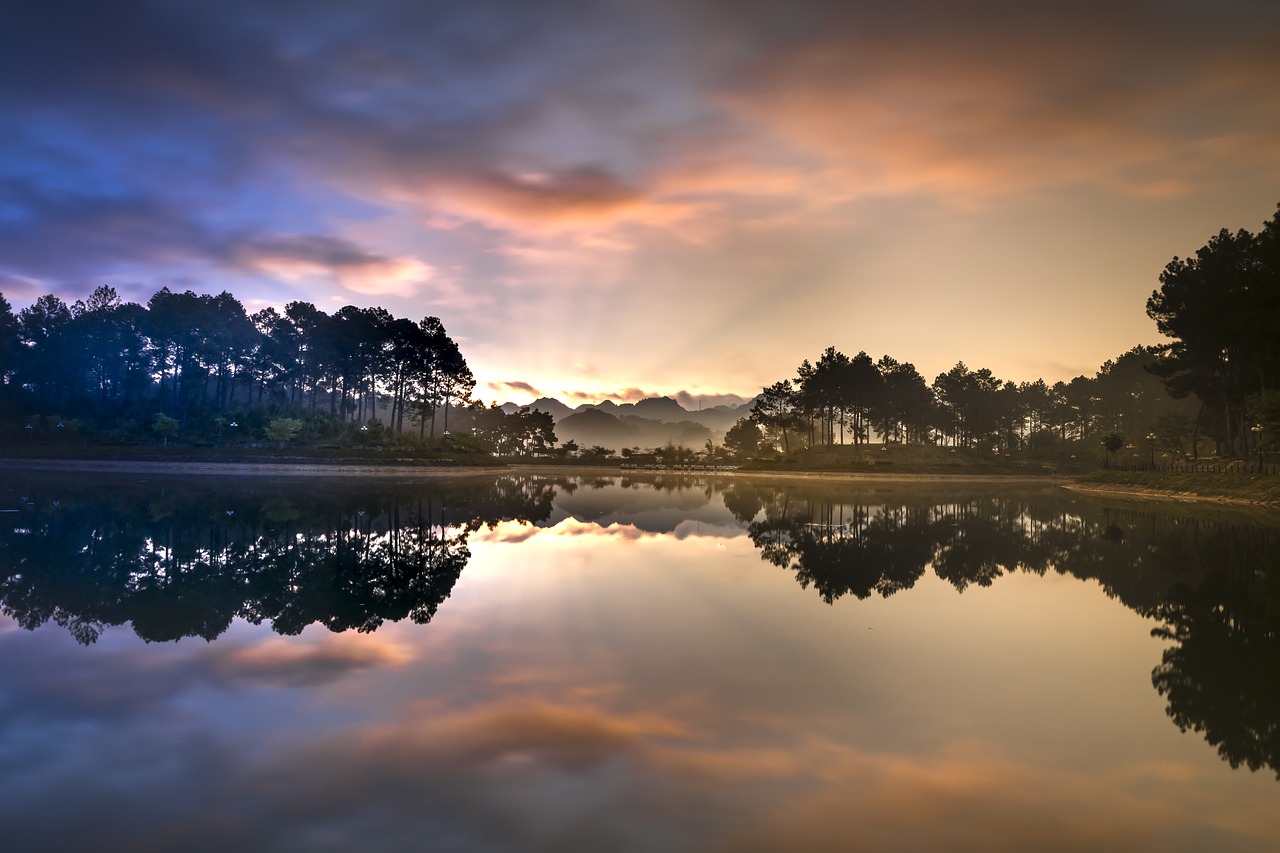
[1,469,1277,851]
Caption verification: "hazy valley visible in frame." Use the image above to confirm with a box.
[500,396,755,451]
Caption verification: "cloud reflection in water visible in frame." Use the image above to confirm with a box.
[0,472,1278,850]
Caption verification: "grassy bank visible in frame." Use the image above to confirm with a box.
[1074,469,1280,505]
[738,443,1076,476]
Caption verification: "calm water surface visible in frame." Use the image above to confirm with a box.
[1,470,1278,851]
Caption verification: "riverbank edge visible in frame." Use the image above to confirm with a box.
[1067,470,1280,508]
[8,456,1280,511]
[1,456,1068,486]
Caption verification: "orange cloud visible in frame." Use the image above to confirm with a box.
[335,255,433,296]
[210,634,412,687]
[390,167,705,234]
[487,380,542,399]
[711,16,1280,204]
[231,234,435,297]
[343,699,686,773]
[254,253,432,297]
[268,687,1280,851]
[665,738,1267,852]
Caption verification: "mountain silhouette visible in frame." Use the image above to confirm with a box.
[528,397,576,420]
[556,408,717,450]
[632,396,688,420]
[557,409,646,447]
[497,395,757,448]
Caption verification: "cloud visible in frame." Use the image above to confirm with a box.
[0,180,220,280]
[338,699,686,773]
[701,741,1191,852]
[711,2,1280,203]
[472,521,543,544]
[0,178,437,301]
[228,233,434,297]
[3,0,1279,393]
[675,391,751,410]
[208,635,413,688]
[0,274,45,301]
[0,628,412,723]
[472,518,657,544]
[610,387,661,403]
[222,695,1280,851]
[524,386,666,405]
[488,380,542,398]
[389,167,701,234]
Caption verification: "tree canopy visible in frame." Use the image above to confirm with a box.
[1147,203,1280,455]
[1,285,475,445]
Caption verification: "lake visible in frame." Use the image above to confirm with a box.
[1,469,1277,851]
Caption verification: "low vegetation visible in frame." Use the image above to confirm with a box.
[1075,470,1280,506]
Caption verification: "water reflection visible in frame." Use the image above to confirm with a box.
[0,473,554,644]
[737,482,1232,605]
[1153,570,1280,776]
[734,480,1280,777]
[2,469,1278,798]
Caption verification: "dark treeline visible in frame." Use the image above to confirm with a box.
[0,285,477,444]
[738,202,1280,462]
[742,344,1196,458]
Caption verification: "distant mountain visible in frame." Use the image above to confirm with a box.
[633,396,688,421]
[528,397,575,421]
[557,409,644,447]
[557,408,714,451]
[619,416,713,449]
[680,401,756,432]
[497,394,758,447]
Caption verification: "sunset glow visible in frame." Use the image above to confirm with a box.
[3,0,1278,403]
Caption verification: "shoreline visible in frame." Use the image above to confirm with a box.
[532,465,1066,486]
[4,458,1275,509]
[2,456,1064,486]
[1063,481,1280,509]
[0,457,509,479]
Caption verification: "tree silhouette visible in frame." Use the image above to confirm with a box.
[1147,204,1280,456]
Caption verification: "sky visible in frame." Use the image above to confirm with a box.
[2,0,1278,406]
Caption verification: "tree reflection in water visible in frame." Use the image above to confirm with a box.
[0,474,555,645]
[738,481,1280,778]
[1151,551,1280,776]
[2,471,1278,778]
